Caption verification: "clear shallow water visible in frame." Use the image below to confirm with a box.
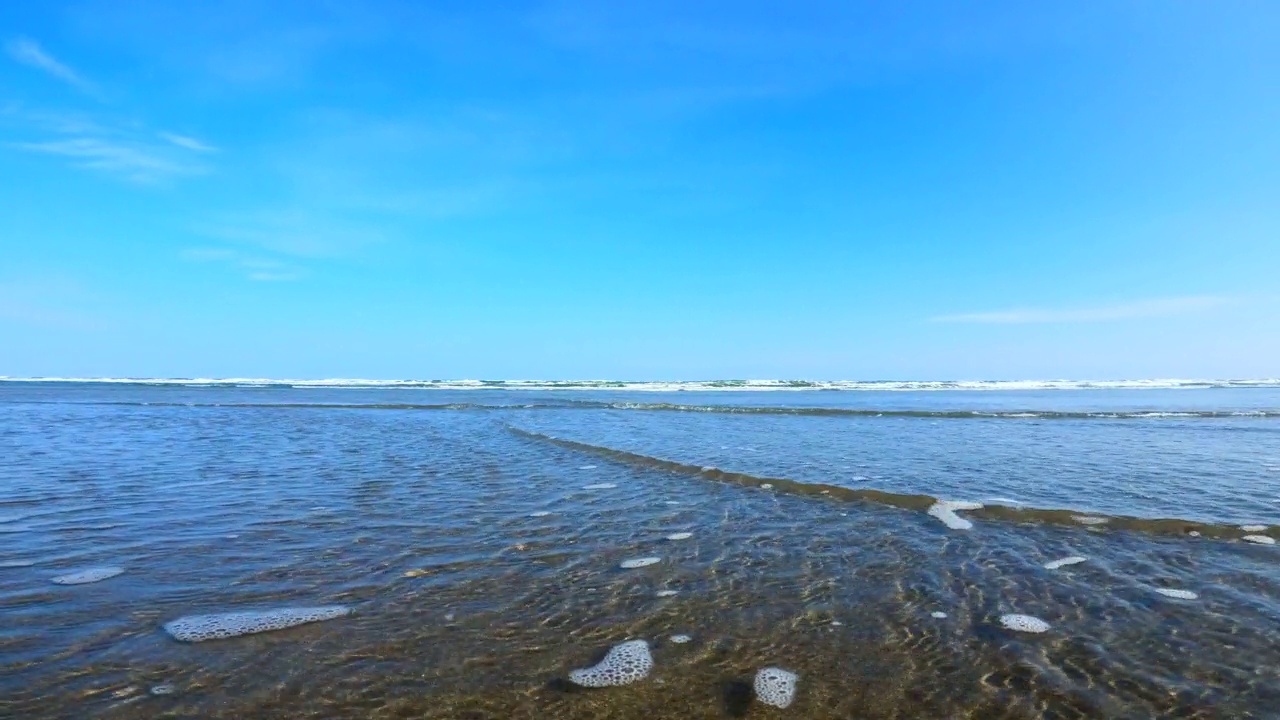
[1,382,1279,718]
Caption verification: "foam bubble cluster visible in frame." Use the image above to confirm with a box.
[760,483,774,490]
[620,557,661,569]
[163,605,351,642]
[670,634,691,643]
[656,590,679,597]
[1243,535,1275,545]
[1044,556,1087,570]
[579,465,598,470]
[1240,525,1267,532]
[927,500,983,531]
[931,611,948,619]
[1072,515,1109,526]
[568,640,653,687]
[529,511,552,517]
[1155,588,1197,600]
[584,483,617,490]
[754,667,799,709]
[666,532,693,540]
[999,614,1050,633]
[149,684,175,696]
[51,567,124,585]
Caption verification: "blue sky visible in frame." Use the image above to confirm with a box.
[1,1,1278,380]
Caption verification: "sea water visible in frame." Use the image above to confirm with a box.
[1,379,1278,718]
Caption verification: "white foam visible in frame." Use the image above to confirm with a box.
[1240,525,1268,532]
[666,532,693,540]
[163,606,351,642]
[931,611,948,619]
[51,567,124,585]
[1072,515,1109,526]
[670,634,692,643]
[760,483,774,490]
[754,667,799,709]
[529,511,552,517]
[1243,535,1276,545]
[1044,556,1087,570]
[1188,531,1201,537]
[1,560,36,568]
[579,465,598,470]
[999,614,1050,633]
[927,500,983,531]
[620,557,661,569]
[568,640,653,687]
[584,483,617,490]
[656,590,679,597]
[1154,588,1197,600]
[149,685,175,696]
[9,377,1275,391]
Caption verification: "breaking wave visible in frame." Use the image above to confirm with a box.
[3,377,1279,391]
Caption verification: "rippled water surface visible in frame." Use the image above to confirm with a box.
[2,382,1279,719]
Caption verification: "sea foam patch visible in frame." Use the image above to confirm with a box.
[1154,588,1197,600]
[1072,515,1109,526]
[670,634,692,644]
[51,567,124,585]
[754,667,799,709]
[1242,535,1275,545]
[584,483,617,490]
[927,500,983,530]
[1044,556,1087,570]
[666,532,693,541]
[999,614,1050,633]
[620,557,660,569]
[163,606,351,642]
[1241,525,1268,532]
[568,640,653,687]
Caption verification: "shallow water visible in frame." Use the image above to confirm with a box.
[1,382,1279,718]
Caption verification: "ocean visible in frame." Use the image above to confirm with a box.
[1,379,1278,718]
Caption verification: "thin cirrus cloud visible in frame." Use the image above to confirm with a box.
[182,248,304,282]
[159,132,219,153]
[5,37,102,99]
[11,137,205,183]
[930,296,1233,324]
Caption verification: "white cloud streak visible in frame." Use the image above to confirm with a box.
[182,247,304,282]
[11,137,204,183]
[159,132,219,152]
[6,37,102,98]
[931,296,1232,324]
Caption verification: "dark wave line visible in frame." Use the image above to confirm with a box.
[10,399,1280,419]
[573,402,1280,419]
[507,426,1277,540]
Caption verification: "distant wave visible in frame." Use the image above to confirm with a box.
[508,426,1278,539]
[2,377,1279,391]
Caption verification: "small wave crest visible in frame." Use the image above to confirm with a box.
[507,427,1278,540]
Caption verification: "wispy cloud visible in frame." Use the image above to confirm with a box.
[182,247,304,282]
[196,209,385,258]
[159,132,218,153]
[931,296,1232,324]
[11,137,205,183]
[6,37,102,99]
